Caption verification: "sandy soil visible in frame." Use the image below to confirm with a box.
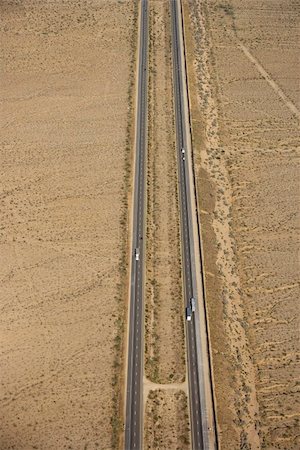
[0,1,136,449]
[145,0,185,384]
[144,389,190,449]
[183,0,299,449]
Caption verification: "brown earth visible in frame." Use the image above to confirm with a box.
[183,0,299,449]
[145,0,185,384]
[0,1,137,449]
[144,389,190,450]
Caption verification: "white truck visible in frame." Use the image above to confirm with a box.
[190,297,196,313]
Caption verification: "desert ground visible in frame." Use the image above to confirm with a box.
[183,0,299,449]
[0,1,137,449]
[2,0,299,449]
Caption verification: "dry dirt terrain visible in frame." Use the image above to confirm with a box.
[0,1,137,449]
[183,0,299,449]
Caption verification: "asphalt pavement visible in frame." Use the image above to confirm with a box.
[170,0,208,448]
[124,1,148,449]
[125,1,217,449]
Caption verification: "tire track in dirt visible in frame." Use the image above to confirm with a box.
[0,345,90,407]
[238,42,300,119]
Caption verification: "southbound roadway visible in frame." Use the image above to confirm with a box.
[124,1,148,449]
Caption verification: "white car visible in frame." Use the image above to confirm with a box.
[181,148,185,154]
[135,248,139,261]
[186,306,192,321]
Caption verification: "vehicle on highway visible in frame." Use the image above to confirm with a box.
[135,248,139,261]
[181,148,185,154]
[190,297,196,312]
[186,306,192,321]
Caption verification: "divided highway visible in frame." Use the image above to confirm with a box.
[125,1,216,449]
[124,1,148,449]
[170,0,216,448]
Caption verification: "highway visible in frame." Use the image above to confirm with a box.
[125,0,216,448]
[170,0,214,448]
[124,0,148,449]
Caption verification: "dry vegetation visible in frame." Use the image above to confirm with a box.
[145,0,185,384]
[0,1,137,448]
[144,389,190,449]
[183,0,299,449]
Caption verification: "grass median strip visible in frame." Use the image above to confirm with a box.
[144,389,190,449]
[144,0,185,385]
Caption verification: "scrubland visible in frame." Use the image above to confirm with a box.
[183,0,299,449]
[144,389,190,450]
[0,1,137,448]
